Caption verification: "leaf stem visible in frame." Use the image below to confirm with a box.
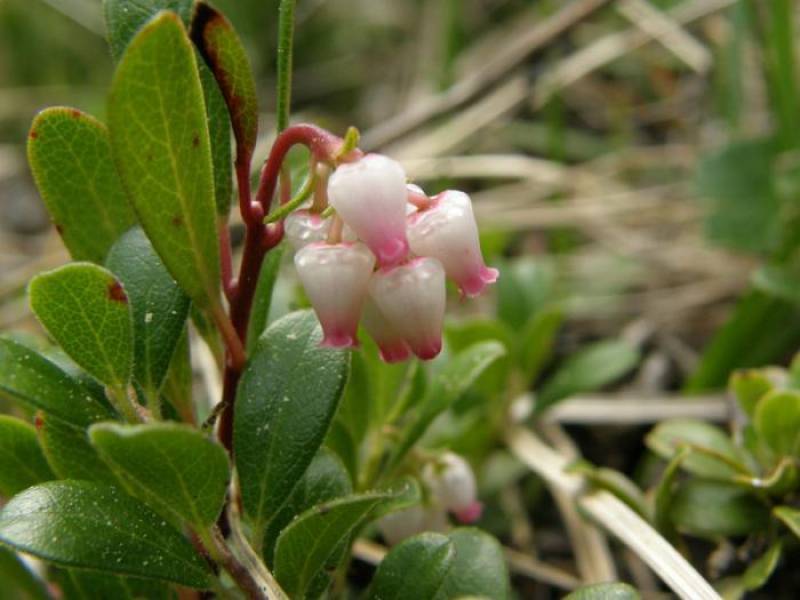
[265,169,316,223]
[107,385,142,423]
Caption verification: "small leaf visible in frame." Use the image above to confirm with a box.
[0,416,54,497]
[646,419,747,479]
[104,0,194,61]
[263,448,352,565]
[564,582,641,600]
[754,389,800,457]
[434,528,510,600]
[741,541,781,591]
[27,107,136,263]
[497,258,555,330]
[37,414,116,484]
[29,263,134,388]
[273,481,419,599]
[235,311,349,534]
[519,304,563,383]
[90,422,230,528]
[0,336,113,426]
[108,11,221,311]
[729,369,777,418]
[733,456,798,496]
[0,481,211,587]
[536,339,639,413]
[191,1,259,159]
[106,227,190,396]
[774,505,800,539]
[669,480,769,538]
[161,328,194,423]
[246,244,286,353]
[198,59,233,215]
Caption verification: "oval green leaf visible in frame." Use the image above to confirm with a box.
[37,413,117,484]
[432,528,510,600]
[29,263,134,388]
[90,422,230,528]
[106,227,190,396]
[367,533,455,600]
[108,11,221,310]
[0,416,54,497]
[669,480,769,538]
[754,389,800,457]
[564,582,641,600]
[104,0,194,61]
[27,108,135,263]
[0,481,211,588]
[234,310,349,534]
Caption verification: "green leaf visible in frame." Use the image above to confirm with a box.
[161,328,194,423]
[104,0,193,62]
[646,419,747,479]
[108,11,221,311]
[0,481,210,588]
[0,336,113,426]
[263,448,352,565]
[729,368,776,418]
[59,569,171,600]
[741,541,782,591]
[0,547,50,600]
[29,263,134,389]
[570,464,649,520]
[653,447,688,539]
[198,59,233,215]
[0,416,53,497]
[773,505,800,539]
[433,528,510,600]
[27,107,135,263]
[246,244,286,353]
[734,456,798,496]
[37,413,116,484]
[536,339,639,413]
[754,389,800,457]
[106,227,190,397]
[519,304,563,383]
[564,582,640,600]
[273,481,419,599]
[90,422,229,528]
[235,310,349,534]
[497,258,555,330]
[669,480,769,538]
[388,341,505,471]
[367,533,455,600]
[191,1,259,159]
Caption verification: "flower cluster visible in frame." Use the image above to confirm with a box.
[286,154,498,362]
[378,452,482,545]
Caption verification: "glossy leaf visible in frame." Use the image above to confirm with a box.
[161,328,194,423]
[246,243,286,353]
[0,481,211,587]
[108,11,221,310]
[0,336,113,426]
[564,582,640,600]
[59,569,171,600]
[37,413,116,484]
[774,505,800,539]
[263,448,352,565]
[191,1,259,159]
[646,419,747,479]
[0,416,54,497]
[29,263,134,388]
[235,310,349,534]
[536,339,639,414]
[669,480,769,538]
[27,107,135,263]
[90,422,230,528]
[436,528,509,600]
[104,0,194,61]
[754,389,800,457]
[198,59,233,215]
[106,227,190,396]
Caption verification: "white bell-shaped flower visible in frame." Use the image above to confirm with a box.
[376,504,448,546]
[407,190,498,297]
[294,242,375,348]
[328,154,409,267]
[361,297,411,363]
[369,257,445,360]
[284,209,331,251]
[422,452,482,524]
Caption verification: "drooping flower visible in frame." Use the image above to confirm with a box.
[284,209,331,250]
[422,452,482,524]
[294,242,375,347]
[369,257,446,360]
[327,154,409,267]
[361,296,412,363]
[407,190,498,297]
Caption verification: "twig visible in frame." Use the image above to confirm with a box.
[542,393,730,424]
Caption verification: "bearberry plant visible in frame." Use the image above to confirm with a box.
[0,1,511,598]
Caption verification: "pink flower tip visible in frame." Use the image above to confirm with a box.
[453,501,483,524]
[320,331,359,349]
[411,338,443,361]
[375,236,409,267]
[460,266,500,298]
[378,342,412,363]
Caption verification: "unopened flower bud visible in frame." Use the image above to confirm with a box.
[328,154,409,267]
[369,257,446,360]
[422,452,482,524]
[294,242,375,347]
[361,297,412,363]
[285,209,331,250]
[407,190,498,297]
[376,504,448,546]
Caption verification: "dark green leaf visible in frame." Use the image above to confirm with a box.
[27,108,135,263]
[564,582,640,600]
[432,528,509,600]
[235,310,349,534]
[263,448,352,565]
[106,227,190,397]
[646,419,747,479]
[90,422,229,528]
[59,569,171,600]
[37,413,116,484]
[29,263,134,389]
[653,447,688,540]
[191,1,259,160]
[0,547,50,600]
[0,481,210,587]
[519,304,563,383]
[497,258,555,330]
[0,416,54,497]
[367,533,455,600]
[754,389,800,457]
[773,505,800,539]
[669,480,769,538]
[198,59,233,215]
[536,339,639,414]
[104,0,194,62]
[246,243,286,353]
[161,328,194,423]
[0,336,113,426]
[108,11,221,311]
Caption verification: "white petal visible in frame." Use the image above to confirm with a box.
[369,257,445,360]
[407,190,498,297]
[361,297,411,363]
[294,242,375,347]
[284,210,331,251]
[328,154,409,266]
[422,452,477,513]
